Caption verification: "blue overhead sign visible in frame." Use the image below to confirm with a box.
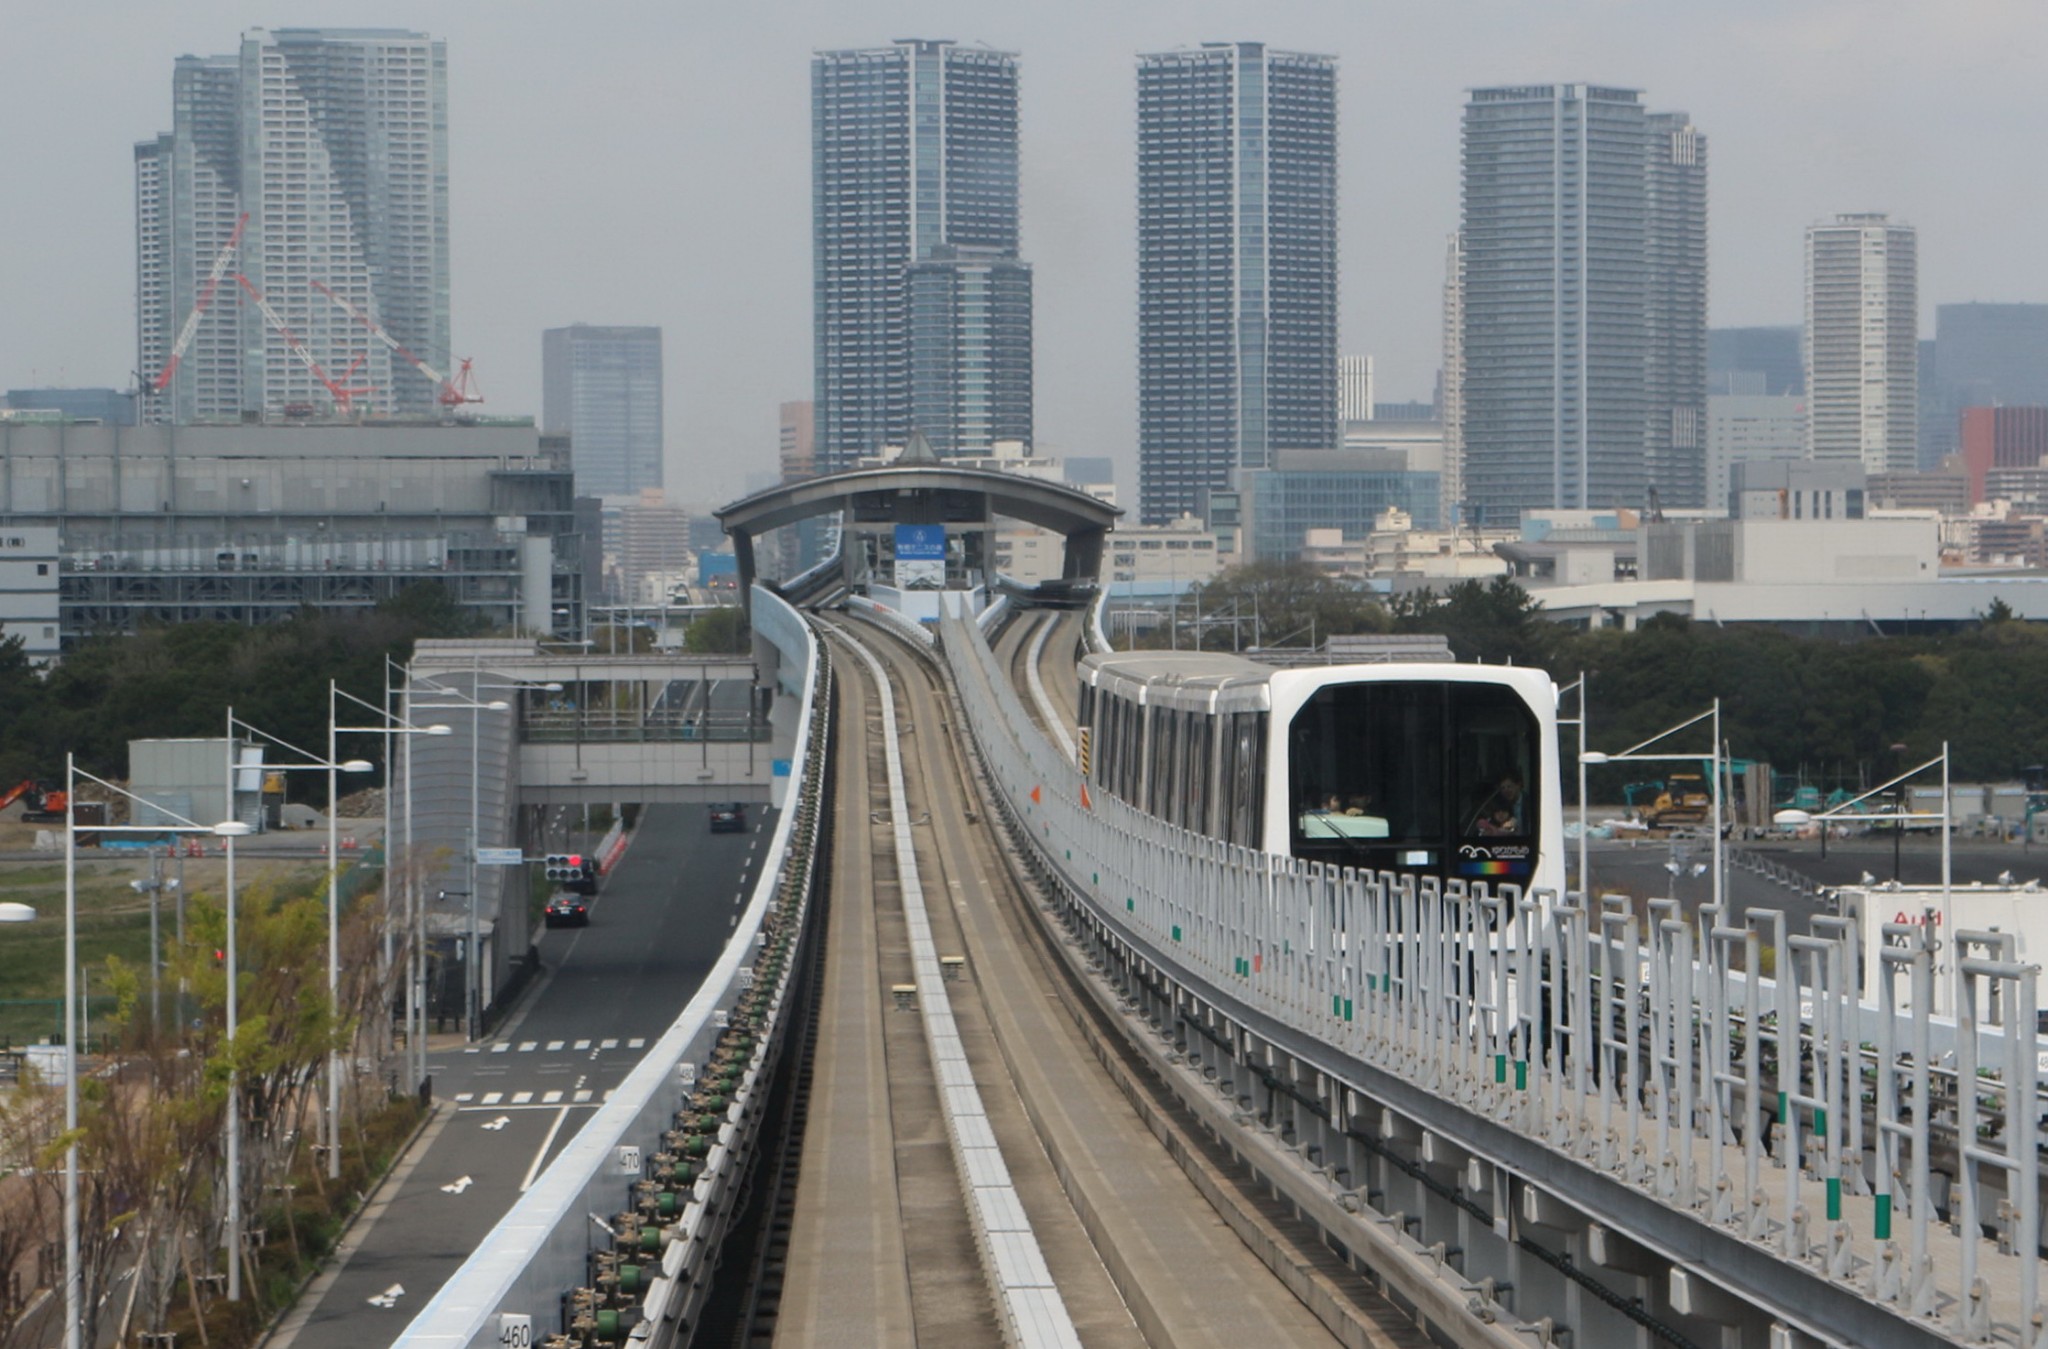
[894,524,946,560]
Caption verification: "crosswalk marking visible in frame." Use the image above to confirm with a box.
[573,1089,593,1103]
[511,1091,533,1105]
[574,1039,591,1050]
[519,1041,537,1052]
[627,1038,645,1050]
[547,1040,564,1051]
[455,1092,474,1103]
[601,1038,618,1050]
[490,1044,509,1054]
[542,1090,563,1104]
[481,1091,503,1105]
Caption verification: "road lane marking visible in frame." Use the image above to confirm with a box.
[627,1038,645,1049]
[547,1040,564,1051]
[489,1044,509,1054]
[480,1091,503,1105]
[574,1089,593,1103]
[439,1177,472,1195]
[574,1039,591,1050]
[521,1106,573,1192]
[519,1041,538,1052]
[481,1115,510,1131]
[367,1282,406,1307]
[454,1092,473,1103]
[542,1090,563,1104]
[511,1090,533,1104]
[601,1038,618,1049]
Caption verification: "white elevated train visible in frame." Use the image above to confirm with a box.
[1078,652,1565,893]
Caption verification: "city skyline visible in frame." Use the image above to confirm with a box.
[3,2,2044,506]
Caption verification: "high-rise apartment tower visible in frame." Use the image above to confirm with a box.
[1459,84,1706,523]
[1137,43,1338,525]
[542,325,665,497]
[136,29,450,424]
[812,40,1032,471]
[1804,214,1917,475]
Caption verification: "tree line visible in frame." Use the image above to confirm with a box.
[1152,562,2048,792]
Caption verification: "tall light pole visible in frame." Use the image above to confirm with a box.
[455,667,559,1040]
[226,711,372,1180]
[60,755,243,1346]
[1558,672,1588,898]
[216,813,252,1300]
[330,682,449,1089]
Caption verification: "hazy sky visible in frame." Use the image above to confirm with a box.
[3,1,2044,506]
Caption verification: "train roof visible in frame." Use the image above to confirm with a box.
[1081,650,1559,713]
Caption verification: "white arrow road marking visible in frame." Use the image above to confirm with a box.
[522,1107,573,1193]
[440,1176,473,1194]
[367,1282,406,1307]
[480,1115,511,1131]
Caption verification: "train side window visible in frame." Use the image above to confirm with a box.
[1232,711,1263,847]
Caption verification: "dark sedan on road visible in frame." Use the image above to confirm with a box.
[544,893,589,927]
[710,803,747,833]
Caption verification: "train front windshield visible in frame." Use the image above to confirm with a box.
[1289,681,1541,883]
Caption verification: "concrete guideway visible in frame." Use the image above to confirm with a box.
[780,612,1431,1347]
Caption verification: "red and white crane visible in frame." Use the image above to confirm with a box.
[233,273,373,417]
[151,211,249,394]
[311,279,483,409]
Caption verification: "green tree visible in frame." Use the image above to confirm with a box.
[1392,574,1558,667]
[685,606,749,653]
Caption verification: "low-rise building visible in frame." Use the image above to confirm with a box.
[0,419,585,646]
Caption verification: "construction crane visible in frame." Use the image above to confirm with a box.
[151,211,250,394]
[234,273,373,418]
[311,279,483,411]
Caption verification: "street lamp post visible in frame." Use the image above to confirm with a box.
[329,682,449,1094]
[1580,698,1724,925]
[1558,673,1588,897]
[455,668,559,1040]
[225,710,372,1180]
[59,755,243,1346]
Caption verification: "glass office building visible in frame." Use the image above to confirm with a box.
[813,41,1031,472]
[1137,43,1338,525]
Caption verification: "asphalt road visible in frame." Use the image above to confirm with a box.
[272,800,774,1347]
[1584,832,2048,932]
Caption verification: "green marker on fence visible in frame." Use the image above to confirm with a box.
[1874,1193,1892,1240]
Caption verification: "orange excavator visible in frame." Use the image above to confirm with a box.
[0,780,69,824]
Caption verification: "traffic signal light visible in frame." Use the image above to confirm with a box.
[544,853,579,882]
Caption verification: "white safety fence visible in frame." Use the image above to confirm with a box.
[936,601,2048,1348]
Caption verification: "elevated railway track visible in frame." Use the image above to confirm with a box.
[398,590,2048,1349]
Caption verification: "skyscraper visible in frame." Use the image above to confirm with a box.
[542,325,665,497]
[1805,213,1917,474]
[1440,232,1465,527]
[812,40,1031,472]
[1459,84,1707,523]
[136,29,449,424]
[1136,43,1338,526]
